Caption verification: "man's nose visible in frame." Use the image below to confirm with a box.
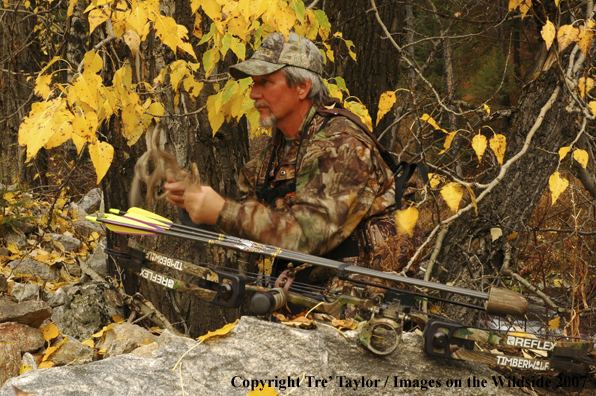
[249,85,261,100]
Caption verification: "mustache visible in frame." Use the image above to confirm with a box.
[254,100,271,109]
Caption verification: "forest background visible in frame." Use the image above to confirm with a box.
[1,0,596,340]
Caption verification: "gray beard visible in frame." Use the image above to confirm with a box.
[259,114,278,128]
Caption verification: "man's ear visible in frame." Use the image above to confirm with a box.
[297,79,312,100]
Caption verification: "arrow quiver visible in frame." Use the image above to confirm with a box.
[95,209,596,374]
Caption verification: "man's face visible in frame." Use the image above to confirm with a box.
[249,71,301,129]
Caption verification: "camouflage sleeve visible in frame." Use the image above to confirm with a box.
[217,118,389,255]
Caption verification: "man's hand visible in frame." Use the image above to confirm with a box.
[163,169,225,225]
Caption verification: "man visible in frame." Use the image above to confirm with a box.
[164,33,414,275]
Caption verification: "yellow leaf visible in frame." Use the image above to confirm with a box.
[81,339,95,348]
[589,101,596,117]
[127,3,149,36]
[343,100,373,131]
[508,0,524,11]
[83,50,103,74]
[19,365,32,375]
[438,131,458,155]
[578,77,594,99]
[331,318,358,330]
[39,322,61,342]
[198,319,239,341]
[420,113,440,130]
[573,149,589,169]
[73,74,100,108]
[491,227,503,242]
[89,140,114,184]
[548,316,561,330]
[549,171,569,204]
[428,173,442,189]
[153,15,179,53]
[88,7,110,34]
[38,361,55,369]
[553,279,563,286]
[518,0,531,19]
[376,91,396,126]
[230,36,246,61]
[541,19,556,51]
[489,134,507,165]
[579,26,595,57]
[395,206,419,237]
[34,74,52,98]
[92,323,116,338]
[42,336,68,362]
[464,185,478,215]
[441,182,464,212]
[559,146,571,161]
[18,98,63,161]
[557,24,579,52]
[483,103,490,115]
[123,30,141,57]
[472,134,487,163]
[246,385,279,396]
[121,104,145,145]
[112,315,125,323]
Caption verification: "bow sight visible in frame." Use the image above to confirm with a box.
[93,208,596,374]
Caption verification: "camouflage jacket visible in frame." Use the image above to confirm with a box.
[217,106,415,273]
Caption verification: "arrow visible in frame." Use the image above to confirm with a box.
[89,208,530,318]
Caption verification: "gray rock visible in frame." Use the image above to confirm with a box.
[21,353,37,370]
[82,238,108,277]
[0,317,521,395]
[46,286,70,308]
[157,328,194,348]
[131,342,159,359]
[0,322,44,353]
[64,261,81,277]
[14,220,36,235]
[0,300,52,328]
[0,344,19,386]
[50,340,96,366]
[96,322,157,350]
[68,203,88,219]
[72,219,106,239]
[3,232,27,249]
[77,188,103,214]
[44,233,81,252]
[10,283,51,303]
[103,339,138,358]
[51,281,125,340]
[9,258,61,282]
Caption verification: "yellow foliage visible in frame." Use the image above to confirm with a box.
[246,385,279,396]
[548,316,561,330]
[39,322,61,342]
[559,146,571,161]
[88,7,110,34]
[578,77,594,99]
[395,206,419,236]
[557,24,579,52]
[441,182,464,212]
[198,319,239,341]
[573,149,589,169]
[579,26,595,57]
[472,134,487,163]
[376,91,396,126]
[489,134,507,166]
[89,140,114,184]
[549,171,569,205]
[438,131,458,155]
[541,19,556,51]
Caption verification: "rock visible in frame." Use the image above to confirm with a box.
[0,275,7,293]
[64,260,82,277]
[10,283,50,303]
[72,219,106,239]
[131,342,159,359]
[0,317,522,395]
[21,353,37,370]
[44,233,81,252]
[51,281,125,340]
[0,300,52,328]
[83,238,108,277]
[46,286,70,308]
[0,343,19,386]
[157,329,194,348]
[103,339,138,358]
[68,202,88,219]
[50,340,96,366]
[9,258,61,282]
[3,232,27,249]
[78,188,103,214]
[96,322,157,350]
[14,220,36,235]
[0,322,44,353]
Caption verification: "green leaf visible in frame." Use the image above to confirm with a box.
[199,23,215,45]
[334,76,348,93]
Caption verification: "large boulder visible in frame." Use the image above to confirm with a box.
[9,259,61,282]
[0,322,44,353]
[0,300,52,328]
[51,281,125,340]
[0,317,523,396]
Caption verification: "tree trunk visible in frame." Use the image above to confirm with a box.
[434,56,577,324]
[102,2,253,337]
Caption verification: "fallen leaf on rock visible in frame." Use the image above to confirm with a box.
[42,336,68,362]
[246,384,279,395]
[198,319,239,342]
[281,316,315,329]
[19,364,32,375]
[39,322,60,342]
[331,318,357,330]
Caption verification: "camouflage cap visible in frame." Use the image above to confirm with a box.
[229,33,323,79]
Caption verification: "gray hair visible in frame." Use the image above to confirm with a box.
[281,66,330,107]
